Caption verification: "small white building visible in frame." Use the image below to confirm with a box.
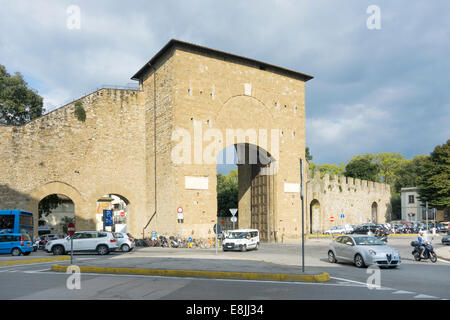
[400,187,436,222]
[401,187,422,222]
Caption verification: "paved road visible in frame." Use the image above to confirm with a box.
[0,237,448,300]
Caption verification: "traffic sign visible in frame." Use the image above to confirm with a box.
[213,224,222,234]
[229,208,238,216]
[231,216,237,223]
[177,212,184,220]
[120,211,125,217]
[330,216,335,222]
[67,222,75,236]
[177,207,183,213]
[104,210,113,227]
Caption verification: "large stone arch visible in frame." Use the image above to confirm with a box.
[27,181,86,235]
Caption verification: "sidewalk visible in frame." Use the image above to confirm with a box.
[435,245,450,261]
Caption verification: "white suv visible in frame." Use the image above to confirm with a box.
[45,231,118,255]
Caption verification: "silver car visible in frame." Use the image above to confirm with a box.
[328,235,401,268]
[114,232,135,252]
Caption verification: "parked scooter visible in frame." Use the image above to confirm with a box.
[169,236,179,248]
[159,235,169,247]
[411,241,437,263]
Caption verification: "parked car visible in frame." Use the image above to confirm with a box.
[441,235,450,245]
[38,234,63,249]
[327,235,401,268]
[114,232,135,252]
[440,221,449,230]
[324,224,354,235]
[0,233,33,256]
[222,229,259,252]
[45,231,118,255]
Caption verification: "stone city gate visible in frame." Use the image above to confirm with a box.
[0,39,390,242]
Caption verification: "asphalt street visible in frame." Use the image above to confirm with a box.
[0,237,448,300]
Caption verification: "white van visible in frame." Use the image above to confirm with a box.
[222,229,259,252]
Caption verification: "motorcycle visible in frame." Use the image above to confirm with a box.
[411,241,437,263]
[159,235,169,247]
[169,236,179,248]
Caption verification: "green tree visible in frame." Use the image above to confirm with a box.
[351,152,407,185]
[0,64,44,126]
[38,194,63,219]
[217,170,238,217]
[417,140,450,209]
[305,147,313,162]
[393,155,428,193]
[344,158,379,182]
[309,162,346,178]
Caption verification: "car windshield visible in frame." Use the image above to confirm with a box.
[228,232,248,239]
[354,236,386,246]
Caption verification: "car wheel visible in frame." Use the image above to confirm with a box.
[354,254,366,268]
[52,245,65,255]
[240,245,247,252]
[23,251,31,256]
[328,250,337,263]
[255,243,259,251]
[97,245,109,255]
[121,244,130,252]
[11,248,21,256]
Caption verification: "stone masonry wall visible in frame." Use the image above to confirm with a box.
[306,170,392,234]
[0,88,148,237]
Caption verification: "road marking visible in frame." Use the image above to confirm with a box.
[414,294,438,299]
[392,290,415,294]
[437,259,450,264]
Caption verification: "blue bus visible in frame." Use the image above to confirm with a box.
[0,210,34,238]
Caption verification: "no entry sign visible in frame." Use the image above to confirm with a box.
[67,222,75,236]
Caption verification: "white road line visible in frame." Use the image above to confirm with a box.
[414,294,438,299]
[437,259,450,264]
[392,290,416,294]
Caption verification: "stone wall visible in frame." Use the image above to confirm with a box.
[306,169,392,234]
[0,88,148,237]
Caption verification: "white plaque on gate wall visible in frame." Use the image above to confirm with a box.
[185,176,209,190]
[284,182,300,193]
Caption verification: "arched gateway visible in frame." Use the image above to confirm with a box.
[0,39,390,242]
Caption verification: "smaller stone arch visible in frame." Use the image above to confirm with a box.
[310,199,321,234]
[371,202,378,224]
[28,181,85,234]
[91,184,135,234]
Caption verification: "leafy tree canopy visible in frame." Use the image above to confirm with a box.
[350,152,407,185]
[217,170,238,217]
[0,64,44,126]
[344,158,380,182]
[417,140,450,209]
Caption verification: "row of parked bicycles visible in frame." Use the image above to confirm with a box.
[136,235,218,249]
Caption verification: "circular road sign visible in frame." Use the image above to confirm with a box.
[177,207,183,213]
[120,211,125,217]
[67,222,75,236]
[330,216,335,222]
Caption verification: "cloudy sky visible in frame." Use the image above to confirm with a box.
[1,0,449,166]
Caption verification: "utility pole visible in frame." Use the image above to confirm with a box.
[300,158,305,273]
